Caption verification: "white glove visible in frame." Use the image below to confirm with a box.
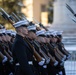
[58,71,63,75]
[9,72,13,75]
[61,55,66,61]
[54,61,58,66]
[2,56,8,63]
[63,55,66,60]
[9,58,13,64]
[38,58,45,66]
[67,54,71,59]
[46,58,50,64]
[60,61,64,66]
[42,58,45,61]
[43,65,47,68]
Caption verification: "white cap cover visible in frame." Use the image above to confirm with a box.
[36,30,46,36]
[13,20,29,28]
[27,25,36,31]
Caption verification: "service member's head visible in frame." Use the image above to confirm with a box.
[0,24,5,29]
[27,25,37,40]
[50,31,57,43]
[0,33,2,42]
[5,30,13,42]
[0,29,3,42]
[56,31,63,42]
[13,20,29,37]
[0,29,7,42]
[44,31,51,43]
[36,30,46,43]
[10,31,16,42]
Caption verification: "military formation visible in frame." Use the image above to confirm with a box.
[0,8,71,75]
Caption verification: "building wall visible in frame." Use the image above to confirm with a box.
[33,0,49,22]
[21,0,49,25]
[21,0,33,21]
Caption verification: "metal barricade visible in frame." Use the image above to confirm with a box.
[64,50,76,75]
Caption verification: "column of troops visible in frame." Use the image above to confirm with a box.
[0,8,71,75]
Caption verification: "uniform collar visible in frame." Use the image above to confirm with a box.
[16,34,25,40]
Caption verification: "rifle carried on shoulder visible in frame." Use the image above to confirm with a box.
[0,8,15,24]
[33,17,48,31]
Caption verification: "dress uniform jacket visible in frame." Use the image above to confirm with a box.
[30,40,48,75]
[0,50,4,75]
[57,42,66,75]
[57,42,65,55]
[12,34,38,75]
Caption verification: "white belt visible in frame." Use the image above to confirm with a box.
[28,61,33,65]
[16,61,33,66]
[16,63,20,66]
[43,65,47,68]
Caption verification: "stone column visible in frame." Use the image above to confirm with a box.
[50,0,76,34]
[49,0,76,51]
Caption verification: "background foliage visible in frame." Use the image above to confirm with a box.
[0,0,23,29]
[0,0,53,29]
